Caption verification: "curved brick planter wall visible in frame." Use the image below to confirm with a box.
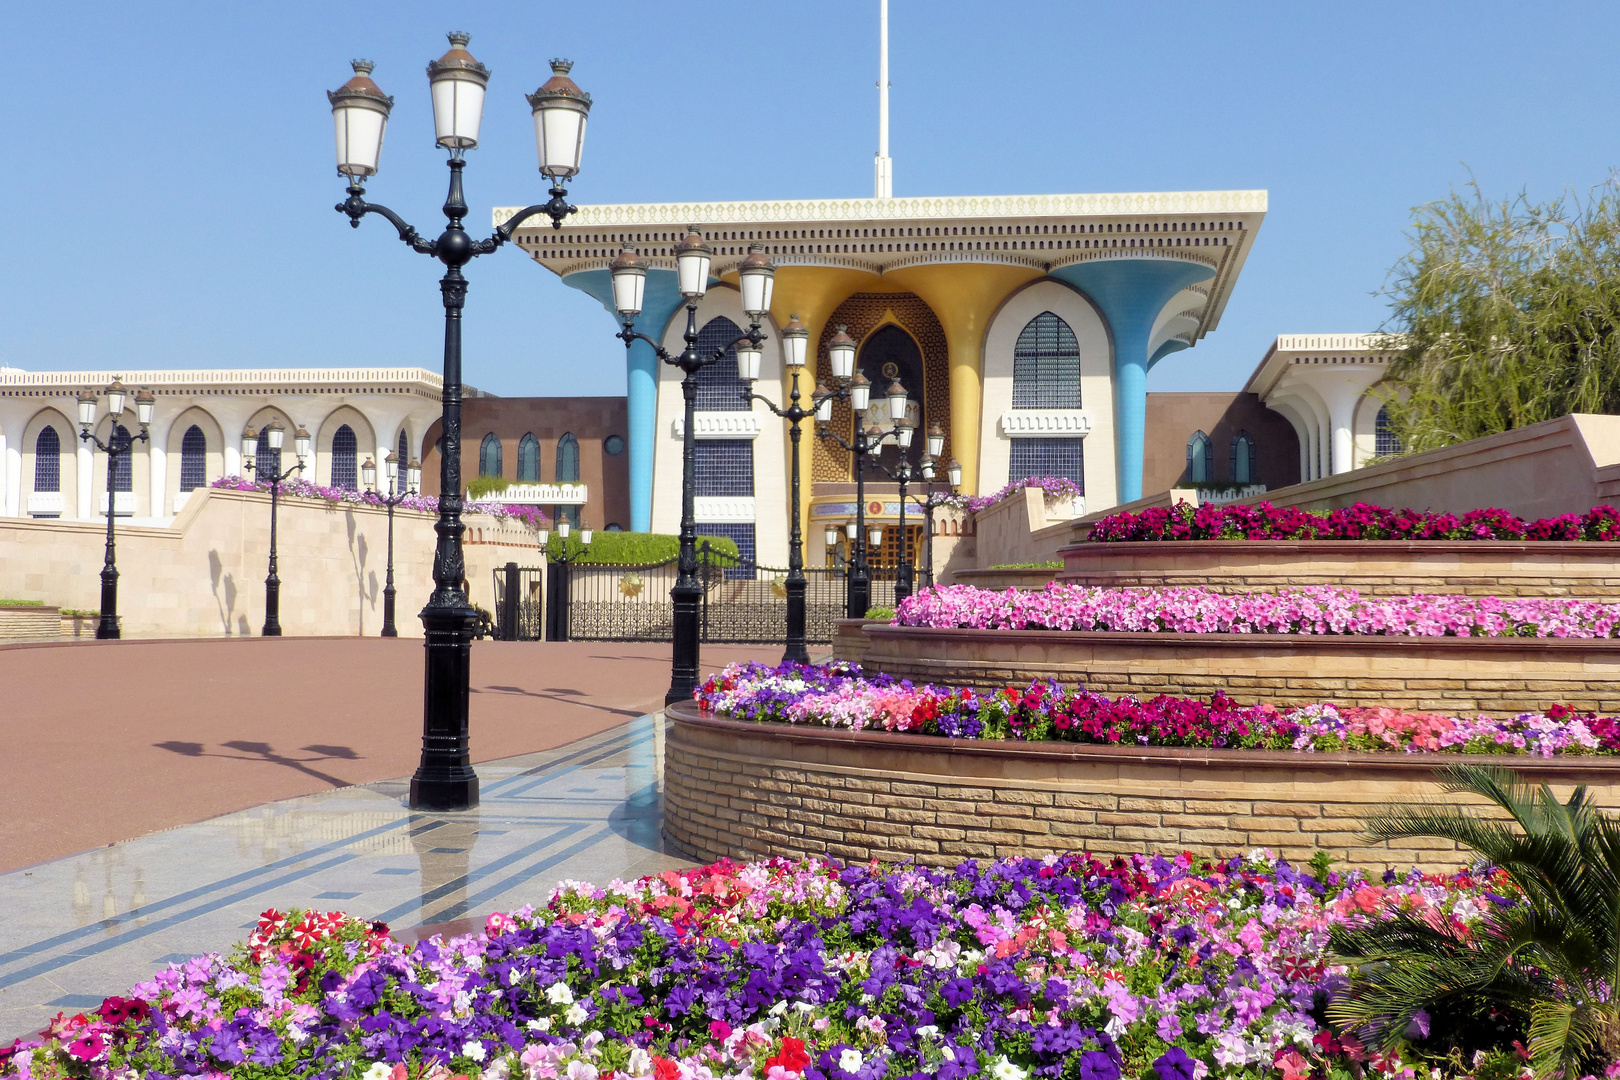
[844,625,1620,715]
[1058,540,1620,601]
[664,701,1620,872]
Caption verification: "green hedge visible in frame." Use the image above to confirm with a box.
[466,476,511,500]
[545,531,740,565]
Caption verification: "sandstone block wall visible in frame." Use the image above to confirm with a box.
[663,705,1620,873]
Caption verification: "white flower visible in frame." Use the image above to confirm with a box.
[566,1063,599,1080]
[943,1046,956,1062]
[991,1058,1028,1080]
[792,1001,815,1014]
[462,1041,487,1062]
[526,1017,552,1031]
[769,1001,789,1017]
[546,981,575,1005]
[914,1025,939,1039]
[482,1062,510,1080]
[839,1048,864,1072]
[363,1064,393,1080]
[628,1049,653,1074]
[565,1003,588,1026]
[454,989,475,1016]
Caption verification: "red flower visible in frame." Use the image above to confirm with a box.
[768,1035,813,1071]
[653,1057,681,1080]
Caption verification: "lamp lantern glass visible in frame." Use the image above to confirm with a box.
[926,422,945,459]
[105,379,127,419]
[385,452,399,486]
[675,228,713,299]
[735,338,762,382]
[264,420,285,452]
[824,523,838,547]
[897,418,915,450]
[361,457,377,490]
[948,458,963,487]
[294,425,313,463]
[781,315,808,367]
[526,59,591,179]
[921,455,936,481]
[608,246,647,317]
[407,458,422,493]
[886,380,908,423]
[537,527,550,548]
[426,32,489,151]
[580,524,593,546]
[828,326,856,380]
[868,522,884,549]
[241,428,257,465]
[328,60,394,181]
[558,519,570,539]
[849,373,871,414]
[737,244,776,317]
[844,517,858,540]
[814,385,834,422]
[135,390,155,426]
[77,392,97,429]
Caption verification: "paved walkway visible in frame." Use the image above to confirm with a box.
[0,717,685,1042]
[0,639,780,872]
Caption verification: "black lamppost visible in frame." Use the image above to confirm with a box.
[737,313,817,664]
[75,380,154,641]
[327,36,592,811]
[608,238,775,705]
[242,420,312,637]
[364,452,422,638]
[864,409,920,604]
[907,425,959,589]
[538,517,592,641]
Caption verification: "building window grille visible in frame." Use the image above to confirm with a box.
[34,427,60,493]
[695,521,756,578]
[1011,312,1082,410]
[1375,406,1402,456]
[1186,431,1212,484]
[479,433,502,478]
[693,439,754,497]
[256,427,281,479]
[517,433,541,481]
[1230,432,1256,485]
[331,424,358,491]
[397,429,409,468]
[555,433,580,482]
[1009,437,1084,489]
[694,316,749,411]
[112,425,134,492]
[180,425,207,491]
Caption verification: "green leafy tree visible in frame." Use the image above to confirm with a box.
[1328,764,1620,1078]
[1378,176,1620,453]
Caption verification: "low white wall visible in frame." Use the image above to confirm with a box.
[0,487,542,638]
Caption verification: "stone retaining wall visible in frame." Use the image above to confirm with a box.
[0,605,60,643]
[844,624,1620,715]
[1058,540,1620,601]
[664,702,1620,872]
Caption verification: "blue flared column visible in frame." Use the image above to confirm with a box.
[565,269,685,533]
[1050,260,1216,503]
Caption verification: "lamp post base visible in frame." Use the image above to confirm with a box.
[666,580,701,706]
[411,599,480,812]
[409,773,480,812]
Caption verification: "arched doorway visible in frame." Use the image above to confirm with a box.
[857,324,926,475]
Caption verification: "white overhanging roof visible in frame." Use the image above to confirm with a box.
[1245,334,1394,398]
[0,367,449,399]
[497,189,1268,338]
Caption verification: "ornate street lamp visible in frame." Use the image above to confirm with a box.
[243,420,311,636]
[609,235,773,704]
[541,517,593,641]
[738,310,817,664]
[76,380,154,640]
[909,420,956,589]
[365,452,421,637]
[865,414,919,603]
[329,36,591,811]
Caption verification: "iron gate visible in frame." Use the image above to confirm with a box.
[491,563,544,641]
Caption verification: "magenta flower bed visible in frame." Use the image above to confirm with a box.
[892,583,1620,639]
[939,476,1083,515]
[1087,501,1620,542]
[210,475,550,529]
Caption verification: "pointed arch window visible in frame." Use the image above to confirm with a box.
[1186,431,1212,484]
[256,427,281,479]
[180,425,207,491]
[33,427,59,493]
[693,316,749,411]
[555,433,580,482]
[112,425,134,492]
[397,429,409,468]
[517,433,541,482]
[331,424,358,490]
[1375,406,1402,456]
[1012,312,1081,409]
[1229,432,1256,485]
[479,433,502,478]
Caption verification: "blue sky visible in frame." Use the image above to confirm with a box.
[4,1,1617,397]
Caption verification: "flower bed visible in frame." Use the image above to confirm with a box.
[1088,500,1620,542]
[696,661,1620,758]
[0,853,1541,1080]
[210,476,550,529]
[894,583,1620,638]
[940,476,1083,515]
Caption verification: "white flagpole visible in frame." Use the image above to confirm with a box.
[875,0,893,198]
